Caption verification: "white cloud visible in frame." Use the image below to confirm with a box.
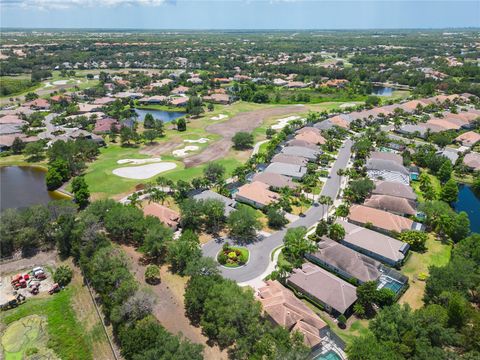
[1,0,171,10]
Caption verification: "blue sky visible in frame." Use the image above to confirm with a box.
[1,0,478,29]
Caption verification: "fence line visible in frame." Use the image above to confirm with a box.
[83,275,120,360]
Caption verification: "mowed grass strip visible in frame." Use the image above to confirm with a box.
[399,234,451,309]
[1,288,93,360]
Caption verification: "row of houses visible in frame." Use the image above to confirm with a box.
[235,127,325,208]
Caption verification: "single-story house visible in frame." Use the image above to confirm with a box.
[252,172,298,190]
[171,86,189,95]
[0,123,23,135]
[328,114,351,129]
[294,130,326,145]
[396,124,428,139]
[397,100,429,113]
[170,97,189,107]
[202,93,230,105]
[373,180,417,201]
[114,92,143,99]
[138,95,168,104]
[257,280,329,349]
[348,204,422,234]
[369,151,403,165]
[285,139,319,150]
[455,131,480,148]
[286,81,309,89]
[338,220,409,267]
[24,98,50,110]
[192,189,236,216]
[264,162,307,180]
[313,119,335,131]
[273,78,288,86]
[366,158,410,185]
[77,103,102,113]
[143,203,180,230]
[363,194,417,216]
[92,97,115,105]
[271,153,309,166]
[306,237,382,284]
[436,149,459,165]
[287,262,357,316]
[463,152,480,172]
[93,118,120,134]
[235,181,280,209]
[281,146,320,161]
[0,134,39,151]
[0,115,26,125]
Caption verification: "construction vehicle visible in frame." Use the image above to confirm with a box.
[29,283,40,295]
[34,272,47,280]
[0,294,26,310]
[49,283,60,295]
[13,278,27,290]
[11,274,22,285]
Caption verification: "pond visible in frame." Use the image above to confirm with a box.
[134,108,186,123]
[371,86,393,96]
[0,166,68,211]
[454,184,480,233]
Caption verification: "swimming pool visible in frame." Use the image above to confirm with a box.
[378,275,404,294]
[314,350,342,360]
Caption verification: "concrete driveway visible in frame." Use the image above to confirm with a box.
[202,138,353,283]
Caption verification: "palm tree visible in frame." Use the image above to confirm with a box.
[149,188,167,205]
[127,192,141,208]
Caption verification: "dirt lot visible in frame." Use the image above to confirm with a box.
[140,139,183,156]
[184,105,305,167]
[122,245,227,360]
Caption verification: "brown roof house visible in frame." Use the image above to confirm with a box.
[363,194,417,216]
[373,180,417,201]
[143,203,180,230]
[306,237,383,284]
[463,152,480,172]
[202,93,230,105]
[337,220,409,267]
[455,131,480,148]
[348,205,423,234]
[235,181,280,209]
[287,262,357,316]
[294,128,326,145]
[24,98,50,110]
[369,151,403,165]
[252,172,298,190]
[257,280,329,349]
[271,153,309,166]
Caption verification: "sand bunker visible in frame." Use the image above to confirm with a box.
[184,138,209,144]
[340,102,357,109]
[172,146,199,157]
[117,158,162,165]
[52,80,69,86]
[211,114,228,121]
[271,115,301,130]
[113,162,177,179]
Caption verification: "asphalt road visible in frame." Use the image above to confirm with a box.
[202,138,353,282]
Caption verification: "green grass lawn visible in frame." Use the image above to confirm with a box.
[1,288,93,360]
[399,234,451,309]
[411,171,442,202]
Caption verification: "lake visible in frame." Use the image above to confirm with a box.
[134,108,186,123]
[372,86,393,96]
[0,166,68,211]
[454,184,480,233]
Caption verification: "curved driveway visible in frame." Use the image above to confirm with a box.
[202,138,353,282]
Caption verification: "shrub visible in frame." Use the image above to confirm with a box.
[145,264,160,285]
[218,252,228,265]
[53,265,73,287]
[337,314,347,329]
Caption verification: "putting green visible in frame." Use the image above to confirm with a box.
[2,315,59,360]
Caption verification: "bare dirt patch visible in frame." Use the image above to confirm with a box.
[140,140,183,156]
[184,106,304,167]
[121,245,227,360]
